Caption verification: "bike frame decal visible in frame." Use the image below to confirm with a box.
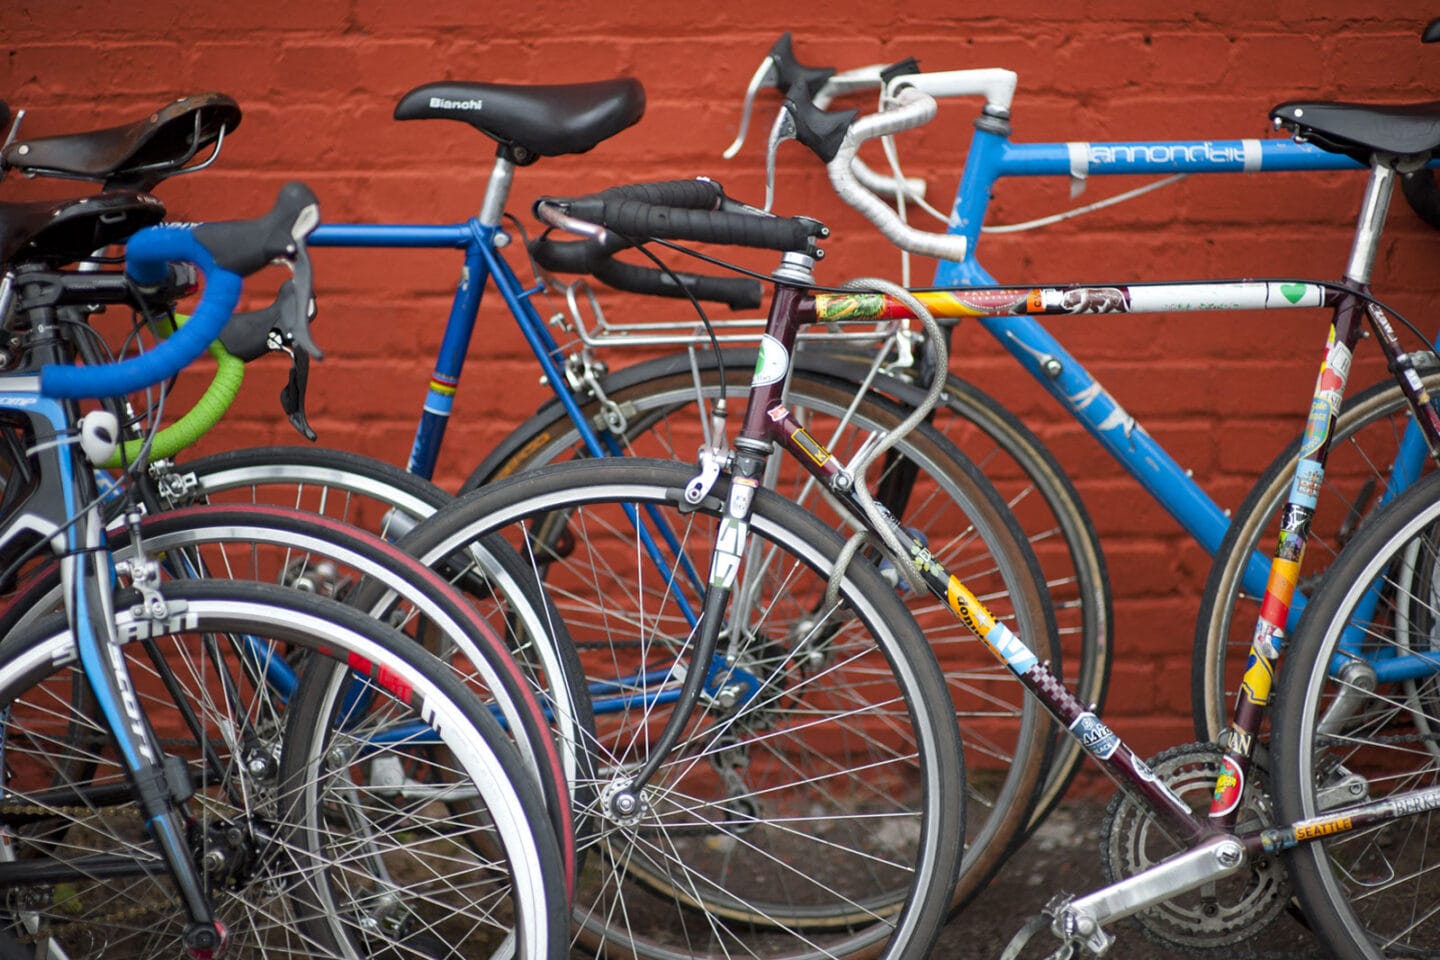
[1069,712,1120,760]
[812,292,885,322]
[944,578,1039,674]
[1210,755,1244,817]
[752,333,789,386]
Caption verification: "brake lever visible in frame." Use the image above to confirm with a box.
[218,276,319,360]
[723,53,780,160]
[763,106,798,212]
[280,349,316,441]
[281,243,321,359]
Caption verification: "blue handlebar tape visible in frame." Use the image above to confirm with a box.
[40,228,243,399]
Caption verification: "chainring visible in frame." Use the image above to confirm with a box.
[1097,741,1291,954]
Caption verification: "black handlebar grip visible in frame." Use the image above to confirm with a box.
[782,80,857,164]
[1423,17,1440,43]
[0,101,9,133]
[593,258,763,309]
[592,179,725,210]
[193,181,320,277]
[531,234,764,308]
[601,199,819,251]
[769,33,836,97]
[531,233,631,274]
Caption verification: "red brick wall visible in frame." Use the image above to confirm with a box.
[5,4,1439,758]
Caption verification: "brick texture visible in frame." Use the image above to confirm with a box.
[5,4,1439,780]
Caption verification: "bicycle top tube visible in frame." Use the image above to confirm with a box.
[307,213,637,481]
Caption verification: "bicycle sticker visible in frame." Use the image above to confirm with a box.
[1325,339,1353,384]
[1298,395,1332,458]
[1069,712,1119,760]
[1240,651,1277,702]
[790,426,832,467]
[728,475,757,517]
[1293,814,1352,842]
[1290,459,1323,510]
[709,517,748,588]
[1224,724,1254,757]
[1210,755,1244,817]
[946,578,1039,674]
[814,293,884,322]
[752,334,789,386]
[1262,556,1301,610]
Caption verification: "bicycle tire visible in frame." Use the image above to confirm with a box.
[402,457,967,960]
[0,580,567,960]
[1271,468,1440,959]
[0,502,583,893]
[470,347,1107,834]
[466,362,1056,908]
[1193,372,1440,744]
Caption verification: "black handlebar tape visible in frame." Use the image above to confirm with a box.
[531,235,763,309]
[193,181,320,277]
[783,80,857,164]
[769,33,836,97]
[531,233,632,274]
[598,199,820,251]
[591,179,725,210]
[592,258,763,309]
[1424,17,1440,42]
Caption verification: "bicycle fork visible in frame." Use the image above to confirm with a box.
[51,450,226,956]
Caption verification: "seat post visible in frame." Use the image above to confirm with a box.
[479,154,515,228]
[1344,161,1396,286]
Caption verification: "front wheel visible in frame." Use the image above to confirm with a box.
[0,581,567,960]
[403,457,967,960]
[468,356,1060,906]
[1273,469,1440,959]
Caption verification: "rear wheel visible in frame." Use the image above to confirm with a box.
[1193,374,1440,744]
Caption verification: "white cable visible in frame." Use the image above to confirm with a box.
[824,277,947,605]
[981,174,1190,233]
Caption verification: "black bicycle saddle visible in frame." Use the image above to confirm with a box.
[393,78,645,163]
[1271,100,1440,165]
[0,192,165,267]
[2,93,241,190]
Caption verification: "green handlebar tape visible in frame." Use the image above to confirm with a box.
[102,315,245,469]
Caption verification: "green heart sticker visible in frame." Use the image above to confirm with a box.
[1280,283,1307,304]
